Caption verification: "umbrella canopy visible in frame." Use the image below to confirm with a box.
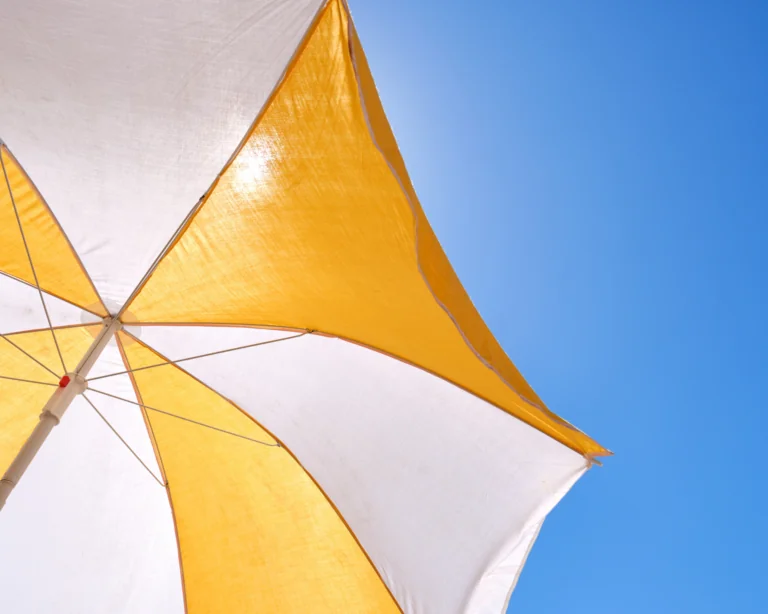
[0,0,609,612]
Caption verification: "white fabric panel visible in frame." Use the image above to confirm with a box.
[466,520,548,614]
[0,340,181,614]
[0,0,324,306]
[481,521,544,614]
[132,325,588,614]
[0,273,99,335]
[84,339,165,484]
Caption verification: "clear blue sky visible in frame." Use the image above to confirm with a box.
[352,1,767,611]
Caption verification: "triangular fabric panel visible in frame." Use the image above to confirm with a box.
[0,146,106,315]
[119,332,401,614]
[126,0,606,457]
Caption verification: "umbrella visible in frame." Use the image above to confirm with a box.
[0,0,609,612]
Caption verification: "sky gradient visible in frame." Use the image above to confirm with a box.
[352,1,768,612]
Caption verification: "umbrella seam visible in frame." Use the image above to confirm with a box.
[117,321,611,458]
[116,0,333,322]
[0,270,106,319]
[1,322,99,338]
[340,1,607,460]
[1,148,68,373]
[118,337,188,614]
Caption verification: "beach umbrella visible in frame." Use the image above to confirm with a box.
[0,0,609,612]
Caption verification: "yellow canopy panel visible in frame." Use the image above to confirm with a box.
[126,0,607,458]
[0,148,105,316]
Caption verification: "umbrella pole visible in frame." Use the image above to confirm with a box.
[0,317,122,511]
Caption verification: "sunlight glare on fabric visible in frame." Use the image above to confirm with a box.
[232,135,277,197]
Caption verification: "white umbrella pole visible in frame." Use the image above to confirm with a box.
[0,317,122,511]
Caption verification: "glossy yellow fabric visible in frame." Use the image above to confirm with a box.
[127,0,606,457]
[0,325,101,474]
[0,147,105,315]
[120,333,400,614]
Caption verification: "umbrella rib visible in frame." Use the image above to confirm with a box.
[82,393,166,487]
[87,331,308,382]
[0,333,61,378]
[0,151,68,375]
[0,374,58,387]
[87,387,280,448]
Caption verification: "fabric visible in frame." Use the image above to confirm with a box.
[0,0,606,611]
[129,324,588,614]
[0,147,105,314]
[0,0,325,305]
[121,334,400,614]
[0,341,182,613]
[125,0,605,457]
[0,325,100,473]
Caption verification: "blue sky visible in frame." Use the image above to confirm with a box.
[352,1,767,611]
